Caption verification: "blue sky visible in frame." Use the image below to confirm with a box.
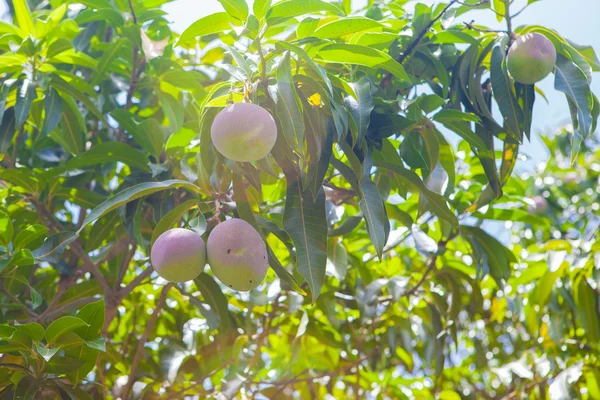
[165,0,600,163]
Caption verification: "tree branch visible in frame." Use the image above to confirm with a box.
[380,0,459,88]
[35,273,81,322]
[38,296,100,323]
[378,230,458,302]
[255,37,270,95]
[118,266,154,298]
[35,200,112,294]
[463,20,508,34]
[121,284,171,400]
[116,244,136,289]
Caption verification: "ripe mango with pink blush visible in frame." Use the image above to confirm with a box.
[210,102,277,162]
[507,33,557,84]
[150,228,206,283]
[206,219,268,291]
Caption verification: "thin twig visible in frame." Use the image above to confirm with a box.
[36,200,112,294]
[164,360,233,400]
[35,273,81,322]
[121,284,172,400]
[376,230,458,302]
[463,21,508,34]
[127,0,137,25]
[125,0,144,109]
[501,375,552,399]
[260,353,371,390]
[0,282,38,318]
[119,266,154,298]
[116,244,136,289]
[504,0,513,43]
[255,38,270,94]
[38,296,100,323]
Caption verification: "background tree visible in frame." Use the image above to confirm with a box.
[0,0,598,398]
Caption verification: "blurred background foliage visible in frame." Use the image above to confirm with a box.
[0,0,598,399]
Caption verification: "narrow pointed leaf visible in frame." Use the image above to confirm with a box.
[283,180,328,301]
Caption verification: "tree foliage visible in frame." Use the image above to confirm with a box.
[0,0,599,398]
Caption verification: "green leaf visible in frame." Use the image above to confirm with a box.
[433,109,480,124]
[58,299,105,383]
[573,273,600,343]
[65,141,150,171]
[92,37,127,86]
[326,238,348,280]
[554,54,594,141]
[79,180,201,232]
[159,92,184,133]
[283,180,327,302]
[461,225,516,287]
[178,12,233,45]
[151,199,198,246]
[374,161,458,228]
[13,376,41,400]
[275,41,333,96]
[566,40,600,72]
[51,95,84,156]
[32,232,78,263]
[515,83,535,140]
[15,322,44,342]
[0,211,13,246]
[232,173,306,295]
[205,92,245,107]
[0,363,32,374]
[7,249,35,269]
[490,46,524,143]
[35,343,61,361]
[401,132,429,172]
[359,177,389,260]
[416,125,441,176]
[13,224,47,251]
[162,70,204,92]
[46,316,89,344]
[75,8,125,27]
[0,108,16,154]
[112,110,164,158]
[45,356,85,374]
[50,49,98,69]
[328,215,362,237]
[15,79,37,129]
[268,0,344,19]
[270,52,305,151]
[492,0,506,22]
[0,21,24,38]
[74,299,104,340]
[432,30,479,45]
[0,81,11,126]
[306,115,334,198]
[40,88,63,136]
[253,0,272,19]
[85,212,120,250]
[83,337,105,351]
[218,0,248,21]
[318,44,410,82]
[194,273,232,333]
[435,121,487,152]
[529,265,564,307]
[344,77,373,145]
[13,0,34,34]
[313,16,384,38]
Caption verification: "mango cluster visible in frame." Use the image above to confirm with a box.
[151,219,268,291]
